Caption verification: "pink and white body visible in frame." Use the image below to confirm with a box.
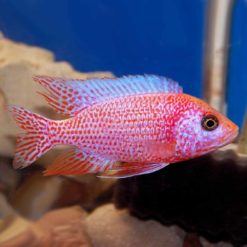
[7,75,239,178]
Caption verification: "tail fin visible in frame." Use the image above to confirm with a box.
[7,105,54,169]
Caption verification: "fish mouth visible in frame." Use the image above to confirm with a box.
[205,125,239,152]
[219,125,239,148]
[190,125,239,157]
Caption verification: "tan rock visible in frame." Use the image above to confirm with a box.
[0,157,20,197]
[35,206,91,247]
[0,193,16,218]
[83,204,185,247]
[63,174,115,209]
[0,38,112,78]
[0,38,114,161]
[11,173,64,219]
[200,237,233,247]
[11,172,115,220]
[0,215,31,246]
[0,206,91,247]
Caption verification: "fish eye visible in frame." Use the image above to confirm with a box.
[201,114,219,131]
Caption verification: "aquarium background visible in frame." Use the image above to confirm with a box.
[0,1,205,97]
[227,0,247,129]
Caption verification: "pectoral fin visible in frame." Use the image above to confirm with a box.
[144,140,177,159]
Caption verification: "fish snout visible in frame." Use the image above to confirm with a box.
[223,120,239,144]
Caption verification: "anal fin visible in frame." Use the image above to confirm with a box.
[45,148,169,178]
[44,148,112,176]
[98,162,169,179]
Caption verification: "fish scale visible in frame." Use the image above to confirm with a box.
[52,94,192,163]
[8,75,238,178]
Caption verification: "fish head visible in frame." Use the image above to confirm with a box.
[175,95,239,159]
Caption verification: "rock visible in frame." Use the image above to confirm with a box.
[62,175,115,211]
[0,206,91,247]
[0,38,112,78]
[183,233,203,247]
[11,172,115,219]
[113,150,247,245]
[0,89,4,107]
[0,215,31,246]
[34,206,91,247]
[83,204,185,247]
[0,38,114,161]
[0,157,20,197]
[0,193,16,218]
[10,173,64,219]
[200,238,233,247]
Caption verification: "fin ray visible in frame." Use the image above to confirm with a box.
[98,162,169,178]
[34,75,183,116]
[44,147,168,178]
[44,148,113,176]
[7,105,53,168]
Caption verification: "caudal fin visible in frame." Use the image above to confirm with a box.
[7,105,53,168]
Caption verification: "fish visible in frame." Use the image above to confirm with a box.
[7,75,239,178]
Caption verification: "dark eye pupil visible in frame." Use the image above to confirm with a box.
[206,119,215,128]
[202,115,219,131]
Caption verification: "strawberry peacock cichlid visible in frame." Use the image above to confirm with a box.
[7,75,239,178]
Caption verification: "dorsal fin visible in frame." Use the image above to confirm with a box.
[34,75,183,117]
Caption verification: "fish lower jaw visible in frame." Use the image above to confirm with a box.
[218,132,239,148]
[202,131,239,153]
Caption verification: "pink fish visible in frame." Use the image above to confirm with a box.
[8,75,239,178]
